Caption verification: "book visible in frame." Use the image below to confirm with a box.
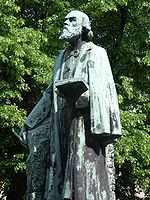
[55,78,89,101]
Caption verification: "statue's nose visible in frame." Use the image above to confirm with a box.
[64,19,70,26]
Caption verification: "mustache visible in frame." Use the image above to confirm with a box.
[62,25,75,33]
[63,25,69,29]
[62,26,70,32]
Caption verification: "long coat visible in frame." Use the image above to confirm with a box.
[23,42,121,200]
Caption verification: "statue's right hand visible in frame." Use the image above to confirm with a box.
[76,90,89,108]
[19,125,28,146]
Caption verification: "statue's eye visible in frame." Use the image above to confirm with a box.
[69,17,77,22]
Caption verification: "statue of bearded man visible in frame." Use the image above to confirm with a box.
[19,10,121,200]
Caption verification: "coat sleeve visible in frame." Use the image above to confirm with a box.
[88,46,121,144]
[25,83,52,129]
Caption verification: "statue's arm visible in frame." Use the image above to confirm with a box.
[18,82,53,146]
[25,83,53,129]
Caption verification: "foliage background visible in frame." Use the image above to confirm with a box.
[0,0,149,199]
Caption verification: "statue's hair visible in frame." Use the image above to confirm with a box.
[82,26,93,42]
[76,10,93,41]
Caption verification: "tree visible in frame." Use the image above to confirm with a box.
[0,0,52,199]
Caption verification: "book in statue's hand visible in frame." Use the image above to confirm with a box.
[55,78,89,101]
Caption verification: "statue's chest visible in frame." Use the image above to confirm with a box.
[54,46,91,85]
[61,51,80,80]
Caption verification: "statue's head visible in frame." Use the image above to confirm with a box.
[59,10,93,42]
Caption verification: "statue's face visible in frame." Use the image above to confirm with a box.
[59,11,83,41]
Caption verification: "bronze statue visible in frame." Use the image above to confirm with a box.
[19,10,121,200]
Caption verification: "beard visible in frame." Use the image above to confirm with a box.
[59,26,82,41]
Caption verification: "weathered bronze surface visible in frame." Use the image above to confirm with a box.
[19,10,121,200]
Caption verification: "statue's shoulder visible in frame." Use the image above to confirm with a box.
[57,49,65,57]
[90,42,106,54]
[54,49,65,63]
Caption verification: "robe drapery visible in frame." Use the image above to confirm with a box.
[24,42,121,200]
